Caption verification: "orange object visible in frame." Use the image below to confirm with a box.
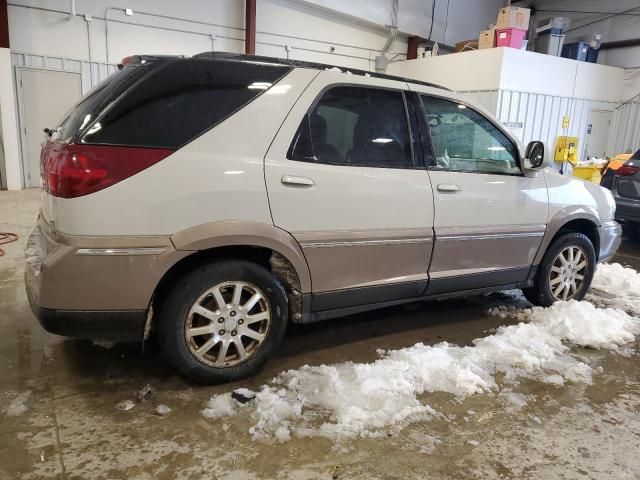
[603,153,632,174]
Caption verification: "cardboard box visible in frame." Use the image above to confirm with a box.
[496,6,530,30]
[455,39,478,52]
[478,29,496,49]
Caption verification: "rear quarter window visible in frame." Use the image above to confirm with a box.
[81,59,291,149]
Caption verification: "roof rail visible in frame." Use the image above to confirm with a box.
[192,51,450,91]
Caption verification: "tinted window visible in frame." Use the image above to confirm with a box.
[56,65,147,142]
[631,149,640,160]
[421,96,520,175]
[289,86,413,168]
[81,59,290,148]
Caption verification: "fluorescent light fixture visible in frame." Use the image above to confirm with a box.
[372,137,393,144]
[248,82,272,90]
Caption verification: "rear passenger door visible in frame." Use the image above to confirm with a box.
[265,72,434,311]
[412,89,548,294]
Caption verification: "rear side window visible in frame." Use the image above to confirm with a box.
[81,59,290,149]
[288,86,414,168]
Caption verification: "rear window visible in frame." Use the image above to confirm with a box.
[80,59,290,149]
[56,65,146,141]
[631,149,640,160]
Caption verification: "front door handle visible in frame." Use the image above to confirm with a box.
[437,183,461,193]
[281,175,315,187]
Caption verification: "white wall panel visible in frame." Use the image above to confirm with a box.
[288,0,504,45]
[11,53,117,94]
[609,102,640,155]
[387,48,504,91]
[463,88,619,161]
[8,0,407,70]
[458,90,500,113]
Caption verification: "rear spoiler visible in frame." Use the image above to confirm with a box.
[117,55,184,70]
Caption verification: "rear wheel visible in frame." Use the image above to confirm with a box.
[523,232,596,307]
[158,260,288,384]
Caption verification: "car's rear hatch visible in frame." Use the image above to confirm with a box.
[38,53,293,234]
[39,55,168,227]
[613,154,640,202]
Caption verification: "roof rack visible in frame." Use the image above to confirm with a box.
[192,51,449,91]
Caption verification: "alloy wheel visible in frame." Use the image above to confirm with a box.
[548,245,588,301]
[184,281,271,367]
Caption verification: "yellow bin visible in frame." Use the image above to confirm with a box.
[571,164,602,184]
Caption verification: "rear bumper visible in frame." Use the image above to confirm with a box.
[27,284,146,340]
[614,197,640,224]
[25,215,186,340]
[598,220,622,263]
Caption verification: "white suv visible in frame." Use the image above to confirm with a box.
[26,52,621,383]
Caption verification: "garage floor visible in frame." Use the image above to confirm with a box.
[1,189,639,480]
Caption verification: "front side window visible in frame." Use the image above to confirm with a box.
[421,95,520,175]
[288,86,413,169]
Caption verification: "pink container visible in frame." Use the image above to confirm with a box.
[495,28,527,49]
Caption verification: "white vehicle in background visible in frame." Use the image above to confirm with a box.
[26,52,621,383]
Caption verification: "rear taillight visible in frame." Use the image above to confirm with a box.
[617,165,640,177]
[41,142,173,198]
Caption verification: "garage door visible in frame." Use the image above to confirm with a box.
[19,68,83,187]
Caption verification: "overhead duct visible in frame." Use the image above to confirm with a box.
[375,0,399,72]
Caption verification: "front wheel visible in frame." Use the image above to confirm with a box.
[523,232,596,307]
[158,260,288,384]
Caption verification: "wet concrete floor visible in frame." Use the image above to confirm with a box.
[1,189,639,479]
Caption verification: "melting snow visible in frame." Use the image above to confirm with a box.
[201,392,239,419]
[587,263,640,315]
[202,263,640,442]
[6,391,31,417]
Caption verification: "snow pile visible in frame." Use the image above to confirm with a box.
[588,263,640,315]
[201,393,238,419]
[200,263,640,442]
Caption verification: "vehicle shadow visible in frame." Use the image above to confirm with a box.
[53,290,528,389]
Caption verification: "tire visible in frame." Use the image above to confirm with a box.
[523,232,596,307]
[622,222,640,242]
[158,260,288,384]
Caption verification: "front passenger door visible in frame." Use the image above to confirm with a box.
[416,93,548,294]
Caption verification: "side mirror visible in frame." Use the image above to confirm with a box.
[523,141,545,172]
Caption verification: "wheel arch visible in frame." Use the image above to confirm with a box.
[145,221,311,339]
[535,208,601,265]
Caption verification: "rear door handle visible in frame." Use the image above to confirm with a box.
[281,175,315,187]
[437,183,461,193]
